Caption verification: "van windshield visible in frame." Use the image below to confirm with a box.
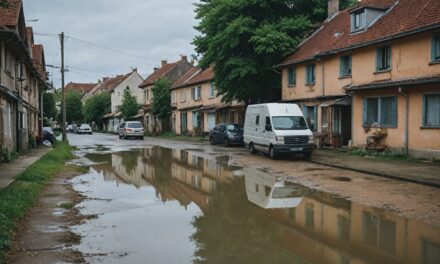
[272,116,308,130]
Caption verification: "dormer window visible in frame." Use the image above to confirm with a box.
[352,10,366,32]
[350,7,387,33]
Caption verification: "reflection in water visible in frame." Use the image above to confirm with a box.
[83,147,440,264]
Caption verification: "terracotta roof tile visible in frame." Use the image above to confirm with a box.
[171,66,214,90]
[281,0,440,66]
[65,82,97,95]
[32,44,45,79]
[171,67,201,89]
[140,62,179,88]
[0,0,21,27]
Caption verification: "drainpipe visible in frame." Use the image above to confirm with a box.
[399,87,409,156]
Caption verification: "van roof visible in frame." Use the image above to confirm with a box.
[248,103,302,116]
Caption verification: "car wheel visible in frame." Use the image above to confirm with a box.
[210,137,215,145]
[249,143,256,154]
[224,138,230,147]
[269,146,277,160]
[303,152,312,160]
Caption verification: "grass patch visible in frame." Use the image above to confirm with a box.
[0,142,73,262]
[154,132,208,143]
[347,147,430,163]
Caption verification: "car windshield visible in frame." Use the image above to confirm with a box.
[272,116,308,130]
[80,124,91,128]
[43,127,53,133]
[226,124,242,132]
[127,123,142,128]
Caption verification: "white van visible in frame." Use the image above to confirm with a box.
[244,103,314,159]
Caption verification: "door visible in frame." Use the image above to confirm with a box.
[208,113,216,131]
[264,116,275,150]
[181,112,187,134]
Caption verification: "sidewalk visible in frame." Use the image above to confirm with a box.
[311,150,440,187]
[0,147,51,189]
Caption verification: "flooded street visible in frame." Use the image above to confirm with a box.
[67,133,440,264]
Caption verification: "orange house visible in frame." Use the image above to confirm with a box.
[278,0,440,158]
[170,66,245,135]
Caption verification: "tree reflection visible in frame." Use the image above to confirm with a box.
[191,177,297,264]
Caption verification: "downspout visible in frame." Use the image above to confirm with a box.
[399,87,409,156]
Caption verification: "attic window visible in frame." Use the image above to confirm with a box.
[351,9,366,32]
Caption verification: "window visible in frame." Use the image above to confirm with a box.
[376,46,391,71]
[171,91,176,103]
[145,89,149,101]
[265,116,271,127]
[192,85,201,100]
[255,115,260,126]
[305,206,314,228]
[180,89,186,102]
[305,64,315,85]
[423,94,440,127]
[432,34,440,62]
[363,96,397,127]
[287,68,296,86]
[209,83,215,98]
[340,55,352,77]
[352,10,366,32]
[362,212,396,255]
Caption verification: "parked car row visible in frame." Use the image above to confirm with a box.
[211,103,314,160]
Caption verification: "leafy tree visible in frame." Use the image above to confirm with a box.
[193,0,357,103]
[65,91,83,124]
[151,78,172,131]
[43,92,57,120]
[83,92,111,129]
[119,88,140,121]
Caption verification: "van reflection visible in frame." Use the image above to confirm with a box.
[244,168,306,209]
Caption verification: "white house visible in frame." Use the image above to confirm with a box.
[103,69,144,133]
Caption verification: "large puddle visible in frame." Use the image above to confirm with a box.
[71,146,440,264]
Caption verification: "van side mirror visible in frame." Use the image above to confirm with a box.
[265,125,272,131]
[309,124,315,131]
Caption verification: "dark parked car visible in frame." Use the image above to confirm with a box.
[209,123,244,147]
[42,127,55,144]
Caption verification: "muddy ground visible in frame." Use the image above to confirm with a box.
[6,133,440,263]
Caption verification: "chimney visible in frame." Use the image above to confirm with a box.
[328,0,339,18]
[131,67,137,72]
[154,67,159,72]
[180,54,187,62]
[161,60,168,67]
[103,77,110,82]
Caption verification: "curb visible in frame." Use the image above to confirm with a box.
[309,159,440,188]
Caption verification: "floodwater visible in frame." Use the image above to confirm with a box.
[71,146,440,264]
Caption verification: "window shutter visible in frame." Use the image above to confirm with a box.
[388,47,392,69]
[339,57,344,77]
[198,86,201,99]
[391,96,397,127]
[376,48,380,71]
[422,95,427,126]
[362,97,367,125]
[349,56,352,75]
[191,87,195,100]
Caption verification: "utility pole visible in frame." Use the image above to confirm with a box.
[60,32,67,142]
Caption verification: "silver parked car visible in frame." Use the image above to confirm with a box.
[76,124,93,135]
[119,121,144,139]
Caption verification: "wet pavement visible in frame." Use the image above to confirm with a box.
[66,133,440,264]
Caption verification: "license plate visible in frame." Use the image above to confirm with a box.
[290,147,303,151]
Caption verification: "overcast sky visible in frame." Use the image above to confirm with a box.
[23,0,198,88]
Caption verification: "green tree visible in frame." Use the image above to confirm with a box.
[43,92,57,120]
[83,92,111,129]
[193,0,357,103]
[151,78,172,131]
[65,91,83,124]
[119,88,140,121]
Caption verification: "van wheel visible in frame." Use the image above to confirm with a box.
[249,143,256,154]
[269,146,277,160]
[210,137,215,145]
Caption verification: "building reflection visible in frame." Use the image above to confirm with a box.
[87,147,440,264]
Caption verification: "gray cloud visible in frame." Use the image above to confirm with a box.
[23,0,198,87]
